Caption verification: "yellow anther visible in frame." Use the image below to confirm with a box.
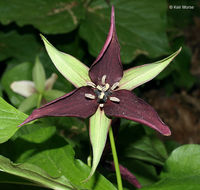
[97,85,103,91]
[86,81,96,88]
[103,83,110,91]
[101,75,107,85]
[85,93,95,99]
[110,96,120,102]
[111,82,119,90]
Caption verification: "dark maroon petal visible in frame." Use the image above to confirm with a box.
[104,90,171,136]
[89,6,123,86]
[19,86,98,127]
[108,161,142,189]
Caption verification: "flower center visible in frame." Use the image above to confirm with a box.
[85,75,120,108]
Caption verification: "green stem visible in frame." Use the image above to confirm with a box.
[109,126,123,190]
[37,93,42,108]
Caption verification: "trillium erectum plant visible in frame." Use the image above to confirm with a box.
[19,6,181,189]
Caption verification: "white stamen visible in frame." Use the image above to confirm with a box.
[99,92,105,99]
[103,83,110,91]
[97,85,103,91]
[85,93,95,99]
[86,81,96,88]
[100,104,104,108]
[101,75,107,85]
[110,96,120,102]
[111,82,119,90]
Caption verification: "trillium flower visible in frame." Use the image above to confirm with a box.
[11,58,64,112]
[19,6,181,180]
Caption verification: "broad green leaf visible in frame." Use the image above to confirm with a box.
[1,62,33,106]
[88,107,111,180]
[157,43,195,90]
[124,136,168,166]
[79,0,170,63]
[18,93,39,112]
[18,135,117,190]
[0,98,27,143]
[119,48,182,90]
[0,171,39,187]
[0,155,75,190]
[141,177,200,190]
[0,0,84,34]
[162,144,200,177]
[141,144,200,190]
[41,35,90,88]
[32,58,46,93]
[13,123,56,144]
[171,45,195,89]
[43,89,65,102]
[0,31,40,62]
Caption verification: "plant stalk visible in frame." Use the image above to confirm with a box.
[109,126,123,190]
[37,93,42,108]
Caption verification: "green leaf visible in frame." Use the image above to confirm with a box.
[1,62,33,106]
[141,145,200,190]
[13,123,56,144]
[18,135,117,190]
[32,58,46,93]
[41,35,91,88]
[0,97,27,143]
[162,144,200,177]
[141,177,200,190]
[0,0,84,34]
[124,136,168,166]
[0,31,40,62]
[18,93,39,113]
[88,107,111,180]
[79,0,170,63]
[119,48,182,90]
[171,45,195,89]
[0,155,75,190]
[43,89,65,102]
[0,171,39,187]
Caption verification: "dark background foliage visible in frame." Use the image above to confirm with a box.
[0,0,200,189]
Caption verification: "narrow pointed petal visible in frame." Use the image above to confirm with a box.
[32,57,46,93]
[89,6,123,86]
[19,87,98,127]
[41,35,91,88]
[10,81,35,97]
[119,47,182,90]
[45,73,58,91]
[86,107,111,181]
[104,90,171,136]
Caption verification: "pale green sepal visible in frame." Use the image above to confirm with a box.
[41,34,90,88]
[43,90,65,102]
[118,47,182,90]
[85,107,111,181]
[0,155,75,190]
[18,93,39,112]
[32,57,46,93]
